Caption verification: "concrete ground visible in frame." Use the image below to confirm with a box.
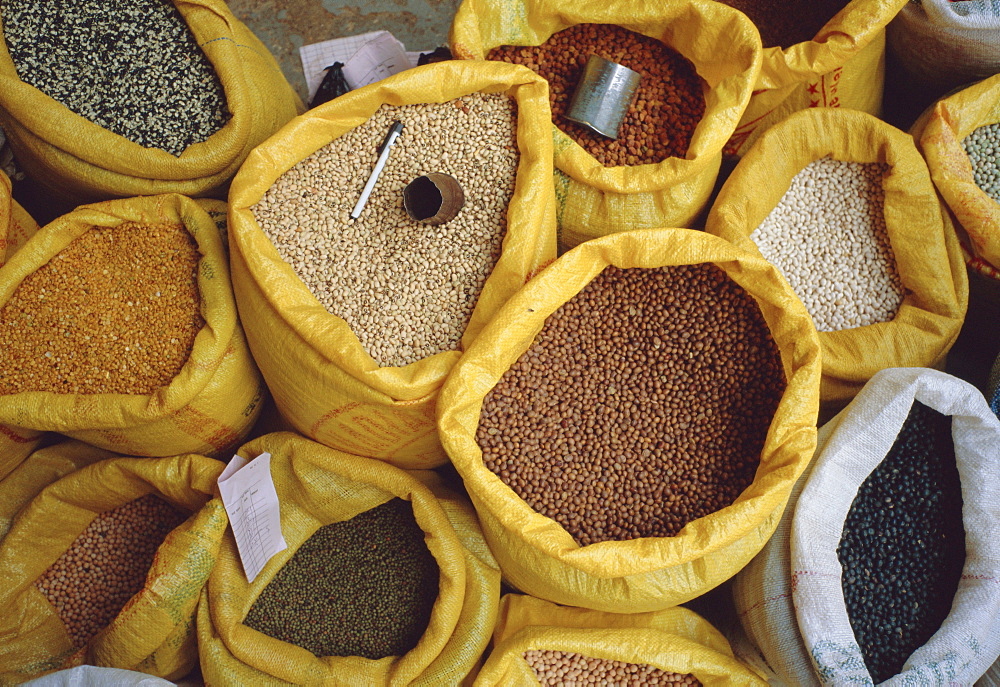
[227,0,461,103]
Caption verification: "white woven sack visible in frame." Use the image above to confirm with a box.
[888,0,1000,92]
[791,367,1000,685]
[730,423,842,687]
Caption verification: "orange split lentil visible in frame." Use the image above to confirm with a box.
[35,493,189,649]
[0,221,204,395]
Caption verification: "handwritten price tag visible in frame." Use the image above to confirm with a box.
[218,452,287,583]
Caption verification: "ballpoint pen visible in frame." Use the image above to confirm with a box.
[350,120,404,220]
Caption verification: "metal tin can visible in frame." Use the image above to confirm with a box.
[564,55,641,140]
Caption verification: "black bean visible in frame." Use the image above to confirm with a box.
[837,401,965,683]
[1,0,230,155]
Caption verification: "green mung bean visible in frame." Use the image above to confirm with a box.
[244,497,440,659]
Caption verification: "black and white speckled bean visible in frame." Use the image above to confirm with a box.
[1,0,230,155]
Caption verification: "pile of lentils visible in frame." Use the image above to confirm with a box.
[750,156,904,332]
[837,401,965,683]
[0,222,205,395]
[487,24,705,166]
[962,122,1000,202]
[0,0,230,155]
[477,264,787,546]
[713,0,850,48]
[524,650,702,686]
[244,497,440,659]
[252,94,518,368]
[35,494,189,648]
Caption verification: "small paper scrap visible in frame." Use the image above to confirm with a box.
[218,451,287,583]
[299,30,425,103]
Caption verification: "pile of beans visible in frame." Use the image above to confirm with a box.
[252,93,518,368]
[1,0,229,155]
[0,222,205,395]
[750,156,903,332]
[487,24,705,167]
[524,650,702,686]
[477,264,786,546]
[35,494,188,648]
[244,497,440,659]
[963,122,1000,202]
[713,0,851,48]
[837,401,965,683]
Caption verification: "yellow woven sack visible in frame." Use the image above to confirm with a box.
[475,595,765,686]
[707,108,968,405]
[912,73,1000,278]
[228,61,556,469]
[0,194,266,457]
[0,168,43,474]
[0,168,38,265]
[0,439,116,542]
[197,431,502,687]
[437,228,821,612]
[726,0,908,155]
[449,0,762,248]
[0,453,227,684]
[0,0,303,205]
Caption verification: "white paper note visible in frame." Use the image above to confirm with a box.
[298,31,424,103]
[341,31,411,90]
[218,451,287,583]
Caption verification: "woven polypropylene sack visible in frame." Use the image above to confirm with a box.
[888,0,1000,97]
[0,166,43,474]
[437,228,821,612]
[0,0,303,205]
[227,61,556,469]
[790,367,1000,685]
[0,167,38,265]
[725,0,907,156]
[474,594,765,686]
[197,432,501,686]
[730,421,839,687]
[912,73,1000,280]
[707,108,968,406]
[0,194,266,457]
[0,454,227,684]
[449,0,762,248]
[0,439,116,543]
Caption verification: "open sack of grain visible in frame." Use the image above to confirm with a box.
[0,164,42,477]
[733,369,1000,686]
[475,594,765,686]
[197,432,501,686]
[912,73,1000,285]
[449,0,762,247]
[0,194,265,458]
[708,108,968,409]
[0,453,227,683]
[719,0,907,155]
[0,0,302,203]
[792,368,1000,685]
[888,0,1000,98]
[438,227,820,612]
[227,60,556,469]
